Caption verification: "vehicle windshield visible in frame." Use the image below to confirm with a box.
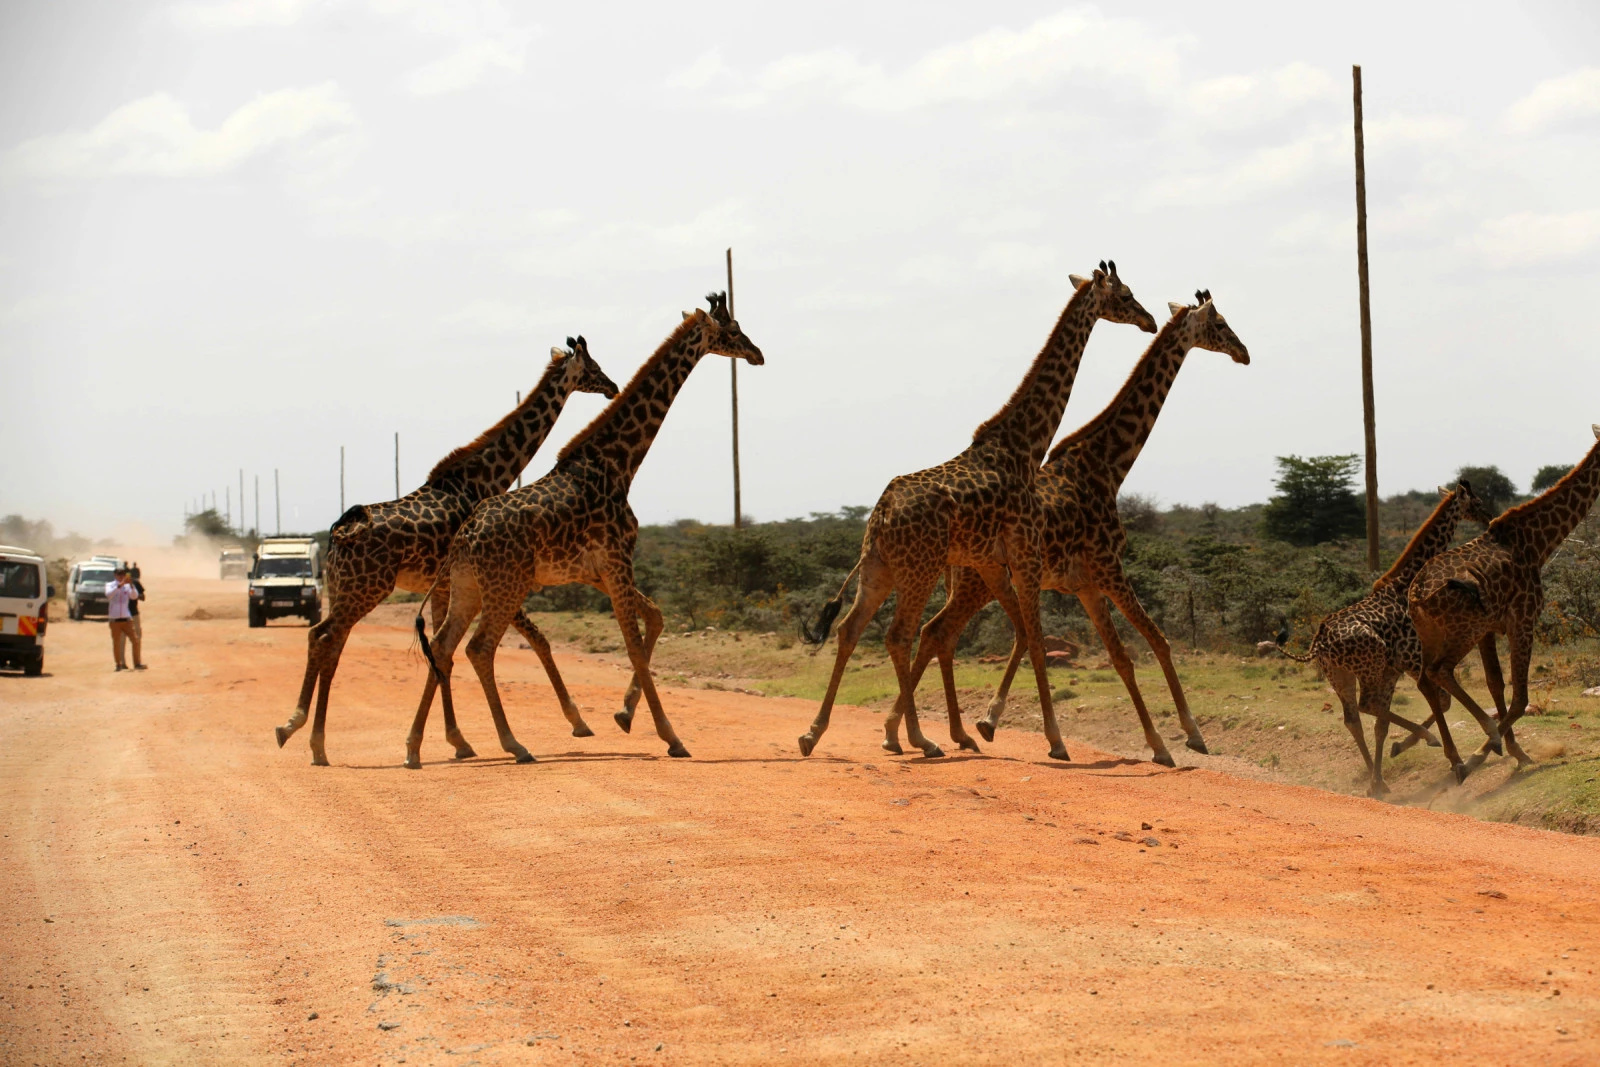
[255,558,312,578]
[79,569,114,586]
[0,561,42,599]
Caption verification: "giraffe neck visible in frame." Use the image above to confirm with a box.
[556,316,707,487]
[1491,437,1600,564]
[1373,493,1466,589]
[970,286,1098,467]
[425,358,574,501]
[1044,317,1190,489]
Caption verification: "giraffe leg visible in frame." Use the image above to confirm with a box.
[881,568,945,758]
[432,579,477,760]
[511,613,593,737]
[1360,674,1399,798]
[1082,591,1166,765]
[1497,623,1535,768]
[405,576,480,769]
[799,553,894,757]
[615,595,664,735]
[1431,655,1503,764]
[306,625,352,767]
[279,579,389,757]
[464,605,535,764]
[974,570,1034,743]
[1102,572,1207,754]
[887,568,989,753]
[1390,676,1447,757]
[1328,666,1371,776]
[1005,546,1068,762]
[1419,659,1471,784]
[606,575,688,758]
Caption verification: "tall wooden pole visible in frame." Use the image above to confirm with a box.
[239,469,244,535]
[515,392,522,489]
[340,446,345,514]
[394,432,400,499]
[727,247,742,529]
[1353,64,1380,574]
[254,476,259,537]
[274,469,281,536]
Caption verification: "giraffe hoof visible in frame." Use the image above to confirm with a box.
[571,723,595,738]
[881,739,904,755]
[920,743,945,759]
[1487,737,1504,757]
[1048,746,1071,762]
[667,743,691,759]
[1152,751,1177,768]
[614,711,634,734]
[1389,742,1405,758]
[513,750,537,764]
[798,734,817,757]
[274,725,291,748]
[1464,752,1489,771]
[311,754,329,768]
[975,722,996,743]
[1451,762,1469,785]
[1185,737,1209,755]
[957,737,981,753]
[403,754,422,770]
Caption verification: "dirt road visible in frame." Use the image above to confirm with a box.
[3,573,1598,1064]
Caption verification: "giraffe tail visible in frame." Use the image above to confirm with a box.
[801,561,861,646]
[413,569,449,683]
[1275,646,1316,664]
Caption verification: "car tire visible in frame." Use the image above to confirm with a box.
[248,603,265,628]
[68,603,79,621]
[306,604,321,626]
[23,654,43,677]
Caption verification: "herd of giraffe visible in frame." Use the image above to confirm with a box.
[272,270,1600,801]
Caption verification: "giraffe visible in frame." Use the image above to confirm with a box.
[1274,481,1495,796]
[274,338,618,765]
[798,263,1158,761]
[1409,426,1600,783]
[405,293,763,769]
[890,292,1249,766]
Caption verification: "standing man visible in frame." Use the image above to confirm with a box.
[126,562,147,666]
[106,567,145,671]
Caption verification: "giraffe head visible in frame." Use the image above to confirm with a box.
[1067,260,1158,333]
[1442,479,1496,526]
[557,335,620,398]
[1164,291,1250,364]
[684,291,764,365]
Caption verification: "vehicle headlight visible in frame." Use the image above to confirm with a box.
[249,587,264,597]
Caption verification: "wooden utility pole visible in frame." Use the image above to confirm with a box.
[274,469,282,536]
[727,247,742,530]
[254,476,259,537]
[239,470,244,535]
[394,432,400,498]
[515,391,522,489]
[1353,64,1380,574]
[340,446,345,514]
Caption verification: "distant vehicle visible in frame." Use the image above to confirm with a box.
[248,538,324,627]
[67,560,118,619]
[0,545,52,676]
[219,545,249,579]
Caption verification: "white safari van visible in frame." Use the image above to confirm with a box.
[248,538,324,627]
[0,545,52,676]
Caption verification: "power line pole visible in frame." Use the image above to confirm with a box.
[394,432,400,499]
[515,391,522,489]
[727,247,742,530]
[340,445,345,515]
[275,468,282,536]
[254,475,260,538]
[1353,64,1380,574]
[225,485,230,529]
[239,470,244,535]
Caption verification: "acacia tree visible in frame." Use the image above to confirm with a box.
[1455,465,1517,512]
[1261,454,1366,547]
[1532,463,1571,494]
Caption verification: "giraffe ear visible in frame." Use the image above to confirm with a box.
[1438,485,1452,498]
[549,346,567,361]
[1167,302,1186,317]
[1592,423,1600,439]
[1069,274,1091,291]
[682,311,692,321]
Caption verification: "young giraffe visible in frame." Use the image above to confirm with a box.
[1409,426,1600,782]
[891,292,1249,765]
[1276,481,1495,796]
[406,294,762,769]
[798,264,1158,760]
[274,339,617,765]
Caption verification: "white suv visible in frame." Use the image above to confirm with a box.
[0,545,52,676]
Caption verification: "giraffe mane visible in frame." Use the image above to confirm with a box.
[1044,308,1188,465]
[1488,447,1592,533]
[1371,488,1459,588]
[556,311,707,464]
[970,281,1093,443]
[425,350,563,485]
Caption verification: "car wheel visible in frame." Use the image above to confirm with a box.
[23,654,43,677]
[248,603,264,628]
[306,604,321,625]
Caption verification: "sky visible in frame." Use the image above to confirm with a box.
[2,1,1598,541]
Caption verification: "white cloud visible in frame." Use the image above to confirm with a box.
[1464,210,1600,268]
[405,35,527,96]
[170,0,324,30]
[1506,68,1600,135]
[373,0,537,96]
[670,7,1185,113]
[2,84,355,183]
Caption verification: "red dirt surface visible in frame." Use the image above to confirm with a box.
[4,574,1599,1064]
